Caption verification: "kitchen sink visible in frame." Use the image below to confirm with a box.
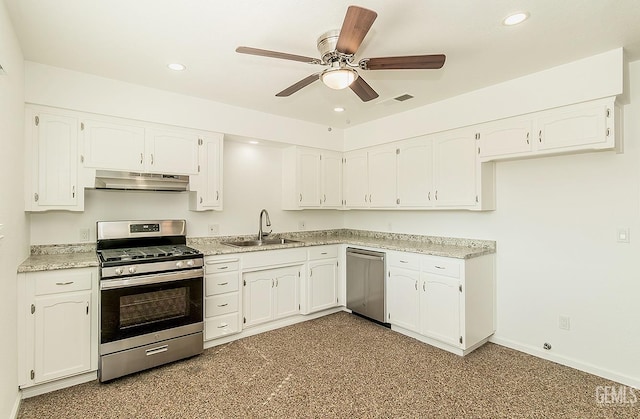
[221,238,302,248]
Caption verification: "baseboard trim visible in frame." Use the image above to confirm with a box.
[489,335,639,388]
[9,392,20,419]
[20,371,97,399]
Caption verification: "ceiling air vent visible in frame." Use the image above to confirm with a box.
[394,93,414,102]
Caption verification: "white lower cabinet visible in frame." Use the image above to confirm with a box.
[204,257,241,340]
[387,252,495,355]
[243,265,301,328]
[303,245,339,314]
[18,267,98,388]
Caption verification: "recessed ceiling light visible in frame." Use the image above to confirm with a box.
[249,140,259,145]
[503,12,529,26]
[333,107,345,112]
[167,63,186,71]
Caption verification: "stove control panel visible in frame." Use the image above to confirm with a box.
[130,223,160,233]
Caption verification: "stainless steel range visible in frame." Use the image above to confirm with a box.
[97,220,204,382]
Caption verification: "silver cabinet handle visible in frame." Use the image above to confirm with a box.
[55,281,74,286]
[275,278,279,287]
[217,303,228,307]
[217,282,228,286]
[200,197,203,204]
[151,153,154,164]
[414,280,418,290]
[538,130,542,143]
[217,323,228,329]
[435,266,445,269]
[216,191,219,201]
[217,266,229,270]
[299,193,302,202]
[140,153,143,164]
[435,190,438,200]
[72,186,75,198]
[526,132,530,144]
[400,260,408,264]
[321,252,327,255]
[323,194,326,203]
[423,282,426,291]
[428,191,431,201]
[364,194,367,203]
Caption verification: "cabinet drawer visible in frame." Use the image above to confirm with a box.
[205,293,239,317]
[308,245,338,260]
[205,313,240,340]
[34,269,93,296]
[387,251,420,270]
[205,272,239,296]
[205,259,239,274]
[421,256,461,278]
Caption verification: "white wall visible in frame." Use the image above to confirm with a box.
[344,48,624,150]
[342,59,640,387]
[24,62,344,151]
[0,2,27,418]
[30,140,342,244]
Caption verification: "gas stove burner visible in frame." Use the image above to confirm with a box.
[99,245,201,263]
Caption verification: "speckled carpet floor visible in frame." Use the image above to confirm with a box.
[18,312,638,418]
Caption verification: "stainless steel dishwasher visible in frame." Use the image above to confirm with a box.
[346,247,386,323]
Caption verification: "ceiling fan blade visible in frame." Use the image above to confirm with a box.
[349,76,379,102]
[236,46,320,64]
[276,73,321,97]
[336,6,378,55]
[361,54,446,70]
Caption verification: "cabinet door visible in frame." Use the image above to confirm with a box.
[343,150,368,208]
[537,101,608,151]
[433,129,477,207]
[478,117,533,159]
[34,113,79,208]
[82,119,145,171]
[273,266,300,319]
[387,267,420,332]
[320,151,343,207]
[146,128,199,175]
[34,291,92,383]
[190,135,223,210]
[397,136,433,207]
[242,271,275,328]
[297,148,321,207]
[420,273,461,347]
[368,145,397,207]
[308,259,338,313]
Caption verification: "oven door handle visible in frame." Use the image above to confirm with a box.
[100,268,204,290]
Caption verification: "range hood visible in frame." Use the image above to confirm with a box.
[94,170,189,192]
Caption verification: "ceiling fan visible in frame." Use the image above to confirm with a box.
[236,5,446,102]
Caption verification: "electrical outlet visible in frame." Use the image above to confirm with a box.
[80,228,90,242]
[559,315,571,330]
[298,220,306,230]
[208,224,219,235]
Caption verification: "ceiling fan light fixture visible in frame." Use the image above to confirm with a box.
[321,68,358,90]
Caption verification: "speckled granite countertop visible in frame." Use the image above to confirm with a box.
[18,244,98,273]
[18,229,495,273]
[188,229,495,259]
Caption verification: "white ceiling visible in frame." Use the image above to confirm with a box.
[5,0,640,129]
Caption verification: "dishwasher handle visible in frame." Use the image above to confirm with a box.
[347,248,385,261]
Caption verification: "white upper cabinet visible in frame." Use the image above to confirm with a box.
[25,107,84,212]
[320,151,343,207]
[397,137,433,208]
[282,146,342,209]
[432,128,478,208]
[478,96,619,161]
[189,134,224,211]
[83,117,199,175]
[82,119,146,172]
[145,128,199,175]
[367,144,397,208]
[342,149,369,208]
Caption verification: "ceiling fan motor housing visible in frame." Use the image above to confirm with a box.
[317,29,341,63]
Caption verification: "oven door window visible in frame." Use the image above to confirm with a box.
[101,277,203,344]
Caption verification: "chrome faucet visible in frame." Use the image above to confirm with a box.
[258,209,272,240]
